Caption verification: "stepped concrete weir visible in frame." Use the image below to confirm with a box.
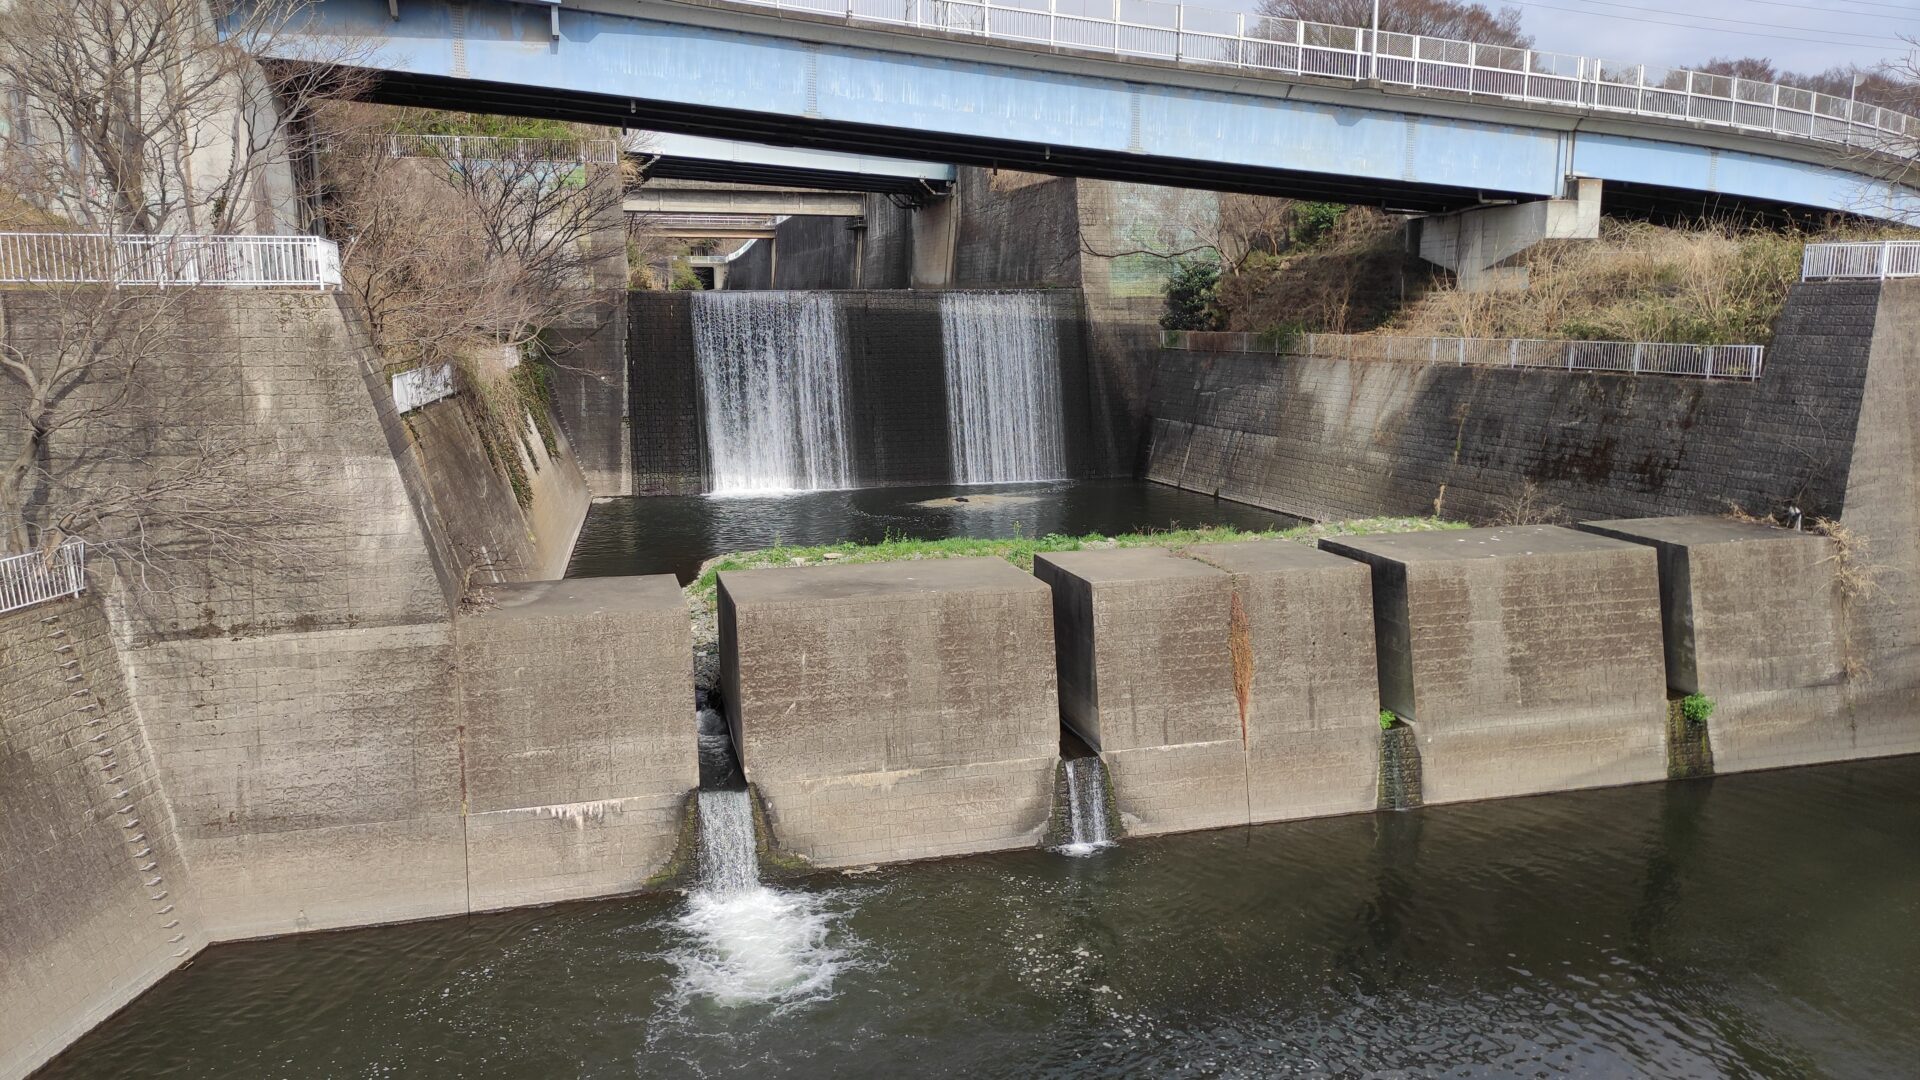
[716,558,1059,867]
[1319,526,1670,805]
[1575,517,1850,775]
[1034,543,1380,835]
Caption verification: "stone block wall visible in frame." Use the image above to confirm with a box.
[1577,517,1849,774]
[456,577,695,910]
[545,294,631,497]
[0,596,204,1079]
[718,558,1059,866]
[1145,282,1881,524]
[1321,526,1670,804]
[628,290,707,495]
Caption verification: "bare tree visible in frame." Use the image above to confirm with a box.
[0,0,365,234]
[1256,0,1530,48]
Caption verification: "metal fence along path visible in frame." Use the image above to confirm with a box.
[1170,330,1766,381]
[0,541,87,616]
[729,0,1917,154]
[1802,241,1920,281]
[0,233,343,289]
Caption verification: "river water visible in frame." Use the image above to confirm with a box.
[565,479,1296,584]
[46,756,1920,1078]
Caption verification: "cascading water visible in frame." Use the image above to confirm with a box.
[691,292,852,495]
[940,292,1067,484]
[667,787,852,1007]
[1058,756,1115,857]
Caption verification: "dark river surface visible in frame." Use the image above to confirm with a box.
[564,480,1297,584]
[46,756,1920,1079]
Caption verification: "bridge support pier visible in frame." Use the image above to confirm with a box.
[1413,178,1601,292]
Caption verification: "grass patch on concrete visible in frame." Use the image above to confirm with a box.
[686,516,1463,609]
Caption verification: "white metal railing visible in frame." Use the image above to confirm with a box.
[0,541,87,615]
[732,0,1917,154]
[393,363,457,413]
[1802,241,1920,280]
[0,233,343,290]
[647,214,782,230]
[1169,329,1766,380]
[382,133,622,165]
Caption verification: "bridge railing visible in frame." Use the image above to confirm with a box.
[1168,330,1766,380]
[0,233,343,290]
[382,133,623,165]
[1802,241,1920,280]
[0,541,87,616]
[752,0,1916,153]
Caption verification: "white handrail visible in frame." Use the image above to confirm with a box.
[733,0,1916,154]
[0,233,342,290]
[1802,241,1920,280]
[1167,330,1766,380]
[0,541,87,615]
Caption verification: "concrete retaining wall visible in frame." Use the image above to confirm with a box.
[0,596,204,1080]
[1320,526,1671,804]
[718,558,1059,866]
[456,577,695,910]
[1145,282,1881,524]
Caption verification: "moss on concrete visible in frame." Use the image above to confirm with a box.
[642,791,702,890]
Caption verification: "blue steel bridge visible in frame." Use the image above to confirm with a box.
[265,0,1919,222]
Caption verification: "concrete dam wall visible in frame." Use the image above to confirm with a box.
[628,289,1100,495]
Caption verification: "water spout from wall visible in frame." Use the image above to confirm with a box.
[941,292,1066,485]
[691,292,852,495]
[1057,756,1115,857]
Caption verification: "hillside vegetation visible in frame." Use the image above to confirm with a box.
[1205,209,1917,347]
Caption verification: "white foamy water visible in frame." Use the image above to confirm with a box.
[1058,756,1114,858]
[941,291,1066,485]
[666,788,854,1008]
[691,292,852,495]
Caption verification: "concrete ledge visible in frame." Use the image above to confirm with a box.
[718,558,1058,866]
[1319,526,1668,804]
[456,576,695,908]
[1577,516,1850,774]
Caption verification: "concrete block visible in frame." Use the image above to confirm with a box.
[1577,516,1849,773]
[1320,526,1668,804]
[456,576,695,909]
[1187,541,1383,822]
[1035,548,1242,833]
[718,558,1058,866]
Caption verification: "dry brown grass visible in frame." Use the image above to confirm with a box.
[1387,220,1915,346]
[1215,208,1417,334]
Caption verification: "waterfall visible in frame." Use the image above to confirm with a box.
[691,292,852,495]
[1058,756,1114,857]
[665,788,854,1007]
[941,292,1066,484]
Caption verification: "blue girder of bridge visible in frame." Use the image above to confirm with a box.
[275,0,1915,220]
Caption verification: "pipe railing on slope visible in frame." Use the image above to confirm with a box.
[1168,330,1766,380]
[0,233,342,289]
[729,0,1915,154]
[0,541,87,616]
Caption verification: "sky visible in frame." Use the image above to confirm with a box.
[1223,0,1920,77]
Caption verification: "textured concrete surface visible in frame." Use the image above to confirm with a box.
[0,597,204,1080]
[457,576,695,910]
[718,558,1059,865]
[1037,542,1379,834]
[1147,282,1881,524]
[1187,541,1382,822]
[1034,548,1245,834]
[1320,526,1669,804]
[1578,517,1850,774]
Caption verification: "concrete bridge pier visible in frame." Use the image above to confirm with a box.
[1413,177,1602,292]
